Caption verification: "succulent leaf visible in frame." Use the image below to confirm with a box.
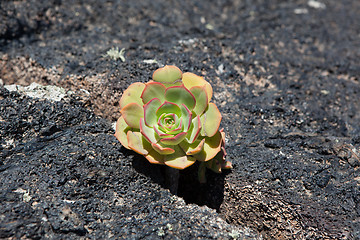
[153,125,174,138]
[190,86,208,116]
[140,118,157,144]
[144,98,161,126]
[120,102,144,129]
[152,65,182,84]
[119,82,146,109]
[165,123,183,135]
[193,130,222,161]
[186,116,201,143]
[145,149,165,165]
[141,82,166,104]
[164,145,196,169]
[182,72,213,102]
[127,131,149,155]
[206,158,222,173]
[114,116,131,149]
[165,85,196,111]
[180,104,192,132]
[201,103,222,137]
[221,160,232,169]
[160,132,187,145]
[156,101,181,118]
[180,138,205,155]
[151,142,175,155]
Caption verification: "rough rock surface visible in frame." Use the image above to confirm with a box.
[0,87,258,239]
[4,82,69,101]
[1,0,360,239]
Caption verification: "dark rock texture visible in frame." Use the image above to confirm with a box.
[0,88,257,239]
[1,0,360,239]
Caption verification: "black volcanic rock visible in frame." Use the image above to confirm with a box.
[1,0,360,239]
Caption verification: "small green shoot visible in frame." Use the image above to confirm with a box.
[106,47,125,62]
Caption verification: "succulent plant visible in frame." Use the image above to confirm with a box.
[115,65,232,183]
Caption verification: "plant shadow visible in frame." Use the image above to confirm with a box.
[130,151,229,211]
[177,162,227,211]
